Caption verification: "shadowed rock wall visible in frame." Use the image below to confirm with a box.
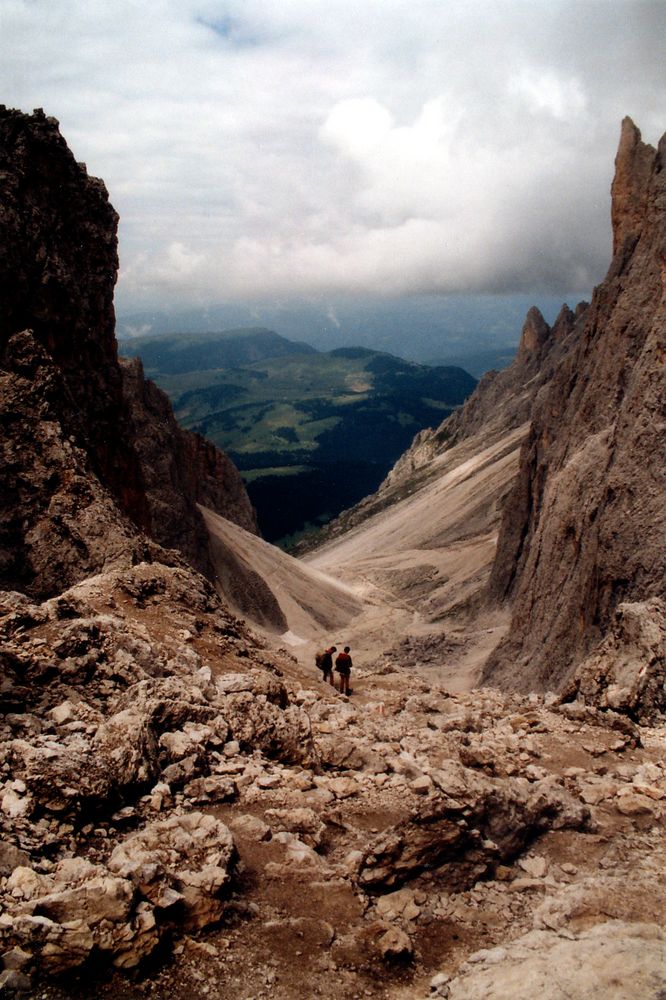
[120,357,258,578]
[0,107,256,596]
[485,118,666,690]
[0,106,149,528]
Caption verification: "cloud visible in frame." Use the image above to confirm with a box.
[507,68,588,121]
[2,0,665,309]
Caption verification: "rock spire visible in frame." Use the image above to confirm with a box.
[484,119,666,690]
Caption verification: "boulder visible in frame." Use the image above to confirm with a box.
[0,858,158,974]
[562,599,666,722]
[222,693,313,765]
[359,771,588,892]
[444,922,666,999]
[108,812,237,930]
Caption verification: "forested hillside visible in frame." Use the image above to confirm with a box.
[122,332,476,543]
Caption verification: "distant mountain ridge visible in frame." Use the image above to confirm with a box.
[121,326,317,374]
[115,291,589,366]
[427,345,518,378]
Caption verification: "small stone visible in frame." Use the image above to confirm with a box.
[1,948,31,972]
[256,774,281,790]
[50,701,75,725]
[1,791,30,820]
[229,815,271,842]
[149,781,172,812]
[377,926,412,961]
[0,969,32,993]
[615,793,658,816]
[518,856,547,878]
[410,775,432,795]
[376,888,420,921]
[328,777,359,799]
[509,877,547,892]
[343,850,364,874]
[430,970,450,994]
[0,842,30,877]
[632,783,664,800]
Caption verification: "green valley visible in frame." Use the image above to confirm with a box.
[120,329,477,545]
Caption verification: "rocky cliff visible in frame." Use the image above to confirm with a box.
[119,356,257,577]
[0,107,148,531]
[385,300,587,486]
[484,118,666,691]
[0,107,256,596]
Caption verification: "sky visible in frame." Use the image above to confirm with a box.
[2,0,665,323]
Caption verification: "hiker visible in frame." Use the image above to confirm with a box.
[316,646,336,686]
[335,646,353,695]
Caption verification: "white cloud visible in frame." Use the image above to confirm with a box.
[508,68,588,121]
[2,0,665,309]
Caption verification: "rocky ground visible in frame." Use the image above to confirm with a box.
[2,562,665,998]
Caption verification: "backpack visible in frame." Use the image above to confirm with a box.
[335,651,352,674]
[315,651,325,671]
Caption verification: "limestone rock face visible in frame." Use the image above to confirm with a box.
[485,119,666,691]
[120,356,257,579]
[381,301,587,496]
[562,599,666,722]
[0,107,256,597]
[611,116,657,256]
[0,106,149,537]
[0,330,152,596]
[514,305,552,369]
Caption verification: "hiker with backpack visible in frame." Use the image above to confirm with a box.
[315,646,336,686]
[335,646,353,696]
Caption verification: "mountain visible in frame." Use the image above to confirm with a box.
[483,117,666,692]
[120,326,317,373]
[0,108,256,597]
[115,292,588,364]
[2,107,666,1000]
[121,333,477,544]
[298,301,585,556]
[305,116,665,711]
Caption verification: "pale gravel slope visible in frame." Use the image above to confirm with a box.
[203,423,526,691]
[200,504,366,645]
